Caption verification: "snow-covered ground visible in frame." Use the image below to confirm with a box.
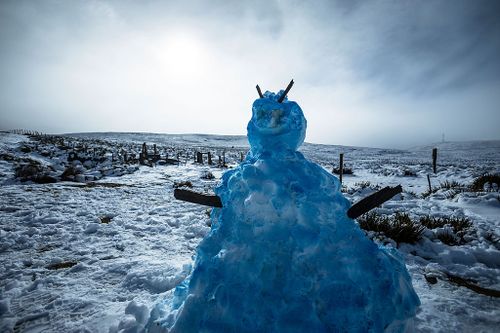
[1,132,499,332]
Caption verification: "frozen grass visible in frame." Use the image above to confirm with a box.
[421,176,498,199]
[403,169,417,177]
[419,216,473,234]
[357,212,425,245]
[200,171,215,180]
[173,180,193,188]
[332,167,353,175]
[358,213,475,246]
[470,173,500,192]
[46,261,78,270]
[439,180,467,190]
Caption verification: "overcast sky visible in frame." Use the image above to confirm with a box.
[1,0,499,148]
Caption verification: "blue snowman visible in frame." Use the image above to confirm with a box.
[147,83,420,333]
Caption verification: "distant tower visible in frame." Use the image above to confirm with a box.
[442,133,445,143]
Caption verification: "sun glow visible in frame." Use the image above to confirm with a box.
[157,32,208,79]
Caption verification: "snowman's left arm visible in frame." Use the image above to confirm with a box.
[346,185,402,219]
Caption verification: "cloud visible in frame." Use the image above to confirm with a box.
[327,0,500,95]
[0,0,499,147]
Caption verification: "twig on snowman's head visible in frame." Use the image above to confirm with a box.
[278,79,294,103]
[256,85,264,98]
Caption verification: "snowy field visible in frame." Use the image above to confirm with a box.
[1,131,499,332]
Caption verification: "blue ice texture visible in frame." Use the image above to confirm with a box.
[146,89,420,332]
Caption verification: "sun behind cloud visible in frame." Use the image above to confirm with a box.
[156,31,208,80]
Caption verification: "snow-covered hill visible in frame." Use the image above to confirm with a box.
[0,132,499,332]
[66,132,250,149]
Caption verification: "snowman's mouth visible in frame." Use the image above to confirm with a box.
[269,109,283,128]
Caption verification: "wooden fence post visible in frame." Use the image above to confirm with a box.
[207,152,212,165]
[432,148,437,173]
[196,152,203,164]
[427,174,432,193]
[339,153,344,184]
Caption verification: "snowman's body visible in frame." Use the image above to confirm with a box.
[148,91,419,333]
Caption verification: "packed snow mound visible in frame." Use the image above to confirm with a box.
[147,90,420,332]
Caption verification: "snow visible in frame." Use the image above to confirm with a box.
[0,148,212,332]
[0,124,499,333]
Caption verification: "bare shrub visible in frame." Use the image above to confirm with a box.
[333,167,353,175]
[470,174,500,192]
[201,171,215,180]
[420,215,473,245]
[357,212,425,245]
[436,229,460,246]
[388,213,426,244]
[15,161,57,184]
[439,180,466,190]
[173,181,193,189]
[403,169,417,177]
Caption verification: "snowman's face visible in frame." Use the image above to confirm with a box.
[254,108,285,134]
[247,92,307,153]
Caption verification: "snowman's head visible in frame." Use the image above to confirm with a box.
[247,90,307,154]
